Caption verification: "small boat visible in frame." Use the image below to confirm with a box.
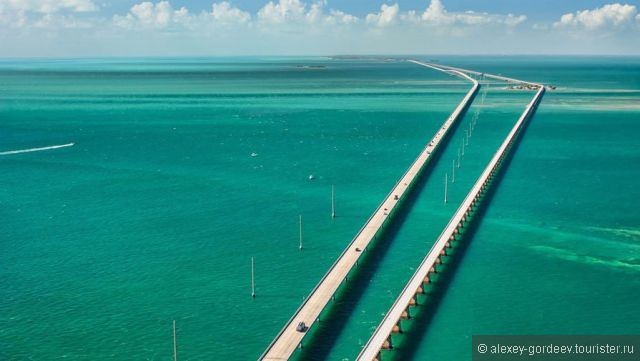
[251,152,258,157]
[308,174,316,180]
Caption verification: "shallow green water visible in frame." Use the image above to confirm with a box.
[0,56,638,360]
[394,56,640,361]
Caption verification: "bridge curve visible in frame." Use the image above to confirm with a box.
[356,62,545,361]
[259,62,479,361]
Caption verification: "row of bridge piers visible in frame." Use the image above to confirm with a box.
[366,70,544,361]
[379,168,496,356]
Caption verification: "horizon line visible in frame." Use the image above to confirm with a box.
[1,53,640,60]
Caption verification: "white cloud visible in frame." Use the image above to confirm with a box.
[306,1,323,23]
[113,1,191,29]
[3,0,525,32]
[257,0,306,24]
[0,0,97,13]
[2,0,638,56]
[327,9,358,25]
[554,3,637,30]
[211,2,250,24]
[256,0,357,26]
[34,13,93,29]
[307,1,358,25]
[366,3,399,27]
[113,0,358,32]
[0,0,98,28]
[420,0,449,24]
[113,1,252,30]
[0,6,28,28]
[419,0,526,26]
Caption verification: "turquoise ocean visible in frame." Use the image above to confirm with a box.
[0,56,638,360]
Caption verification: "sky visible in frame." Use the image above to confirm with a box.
[0,0,639,57]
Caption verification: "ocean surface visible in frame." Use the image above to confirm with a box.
[0,56,638,360]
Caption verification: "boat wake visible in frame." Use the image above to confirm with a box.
[0,143,75,156]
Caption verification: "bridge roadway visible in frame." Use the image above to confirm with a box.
[427,62,542,88]
[259,63,479,360]
[356,64,545,361]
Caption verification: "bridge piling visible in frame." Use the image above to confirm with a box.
[356,61,545,361]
